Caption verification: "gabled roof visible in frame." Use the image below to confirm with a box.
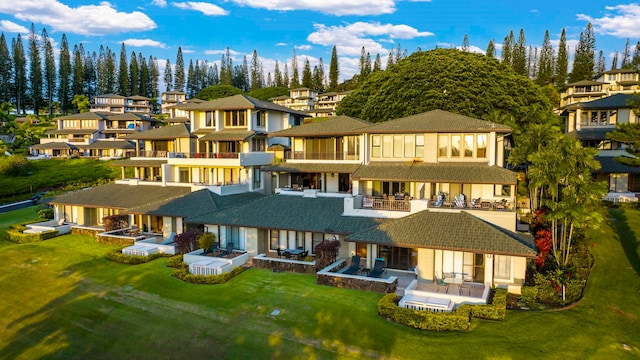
[567,128,611,141]
[602,68,638,75]
[566,80,606,86]
[48,183,191,209]
[569,93,639,110]
[55,112,107,121]
[364,109,512,134]
[30,142,74,150]
[107,113,157,122]
[594,156,640,174]
[128,189,264,218]
[122,124,196,140]
[268,116,372,137]
[198,130,258,141]
[262,162,361,174]
[352,162,517,184]
[346,210,536,257]
[95,93,125,98]
[177,94,310,117]
[127,95,150,100]
[82,140,134,150]
[187,194,384,234]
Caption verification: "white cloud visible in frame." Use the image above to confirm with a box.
[307,22,433,56]
[295,45,312,51]
[152,0,168,7]
[0,0,156,36]
[172,2,228,16]
[456,45,484,54]
[204,48,242,56]
[229,0,396,16]
[577,4,640,37]
[182,49,196,54]
[0,20,29,34]
[276,42,288,47]
[122,38,168,48]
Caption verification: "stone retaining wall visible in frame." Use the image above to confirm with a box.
[71,226,103,237]
[252,254,316,274]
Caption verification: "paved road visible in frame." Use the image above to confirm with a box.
[0,200,34,214]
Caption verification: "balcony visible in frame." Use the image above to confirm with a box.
[288,151,360,161]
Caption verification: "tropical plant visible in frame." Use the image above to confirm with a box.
[198,232,216,251]
[174,230,202,254]
[314,239,340,269]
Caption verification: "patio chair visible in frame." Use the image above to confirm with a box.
[367,259,385,278]
[433,273,448,292]
[342,255,361,275]
[276,248,285,258]
[211,243,219,255]
[218,242,234,257]
[299,250,309,260]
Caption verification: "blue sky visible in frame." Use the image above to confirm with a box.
[0,0,639,83]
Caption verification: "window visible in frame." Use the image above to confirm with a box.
[252,138,266,151]
[256,111,266,127]
[495,184,511,196]
[178,167,190,183]
[438,135,449,157]
[477,135,487,158]
[312,233,324,255]
[415,135,424,158]
[269,229,279,250]
[403,135,414,158]
[393,135,403,158]
[296,232,305,249]
[205,111,214,127]
[225,226,243,250]
[224,110,247,127]
[451,135,461,157]
[382,135,392,158]
[494,255,511,280]
[253,167,261,188]
[464,135,474,157]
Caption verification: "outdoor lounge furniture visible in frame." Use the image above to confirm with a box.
[160,232,176,245]
[367,259,385,278]
[342,255,361,275]
[218,242,234,257]
[433,274,449,292]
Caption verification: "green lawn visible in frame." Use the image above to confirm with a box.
[0,207,639,359]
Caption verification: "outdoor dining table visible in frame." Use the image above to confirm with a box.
[284,249,304,259]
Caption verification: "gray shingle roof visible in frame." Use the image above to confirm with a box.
[352,162,517,184]
[572,93,640,110]
[364,110,512,134]
[268,116,372,137]
[48,183,191,209]
[262,162,362,174]
[81,140,134,150]
[46,129,98,135]
[30,142,74,150]
[122,124,196,140]
[177,94,311,117]
[566,80,606,86]
[567,128,611,141]
[187,194,384,234]
[346,210,536,257]
[128,189,265,218]
[197,130,258,141]
[594,156,640,174]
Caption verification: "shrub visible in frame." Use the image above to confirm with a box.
[533,272,585,305]
[102,214,129,231]
[6,226,59,243]
[105,249,166,264]
[520,286,538,307]
[174,230,203,254]
[172,266,245,284]
[314,239,340,269]
[167,255,184,268]
[37,206,54,220]
[377,294,471,331]
[465,288,508,320]
[198,233,216,252]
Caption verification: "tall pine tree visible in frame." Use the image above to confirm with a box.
[28,24,43,113]
[273,60,282,87]
[117,43,128,95]
[301,58,313,88]
[12,35,27,114]
[250,50,262,90]
[71,44,84,98]
[501,31,514,66]
[129,51,138,96]
[511,29,527,76]
[57,34,71,113]
[174,47,185,92]
[555,28,569,88]
[42,28,56,115]
[621,38,632,69]
[290,49,299,87]
[328,45,339,91]
[536,30,554,86]
[163,59,172,91]
[569,23,596,82]
[0,34,11,103]
[486,39,495,58]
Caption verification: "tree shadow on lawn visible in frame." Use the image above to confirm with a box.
[608,208,640,277]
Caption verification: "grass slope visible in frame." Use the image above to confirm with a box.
[0,207,638,359]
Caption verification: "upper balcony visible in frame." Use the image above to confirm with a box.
[287,151,360,162]
[132,151,274,167]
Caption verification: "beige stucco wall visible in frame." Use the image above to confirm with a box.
[417,248,435,280]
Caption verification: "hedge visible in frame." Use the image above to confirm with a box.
[377,294,471,331]
[377,288,509,331]
[6,224,59,244]
[172,266,245,284]
[167,255,184,268]
[105,249,167,265]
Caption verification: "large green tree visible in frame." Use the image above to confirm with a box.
[195,84,242,101]
[569,23,596,82]
[42,28,56,115]
[28,24,43,113]
[129,51,139,96]
[555,28,569,88]
[0,34,10,103]
[536,30,554,86]
[117,43,128,95]
[57,34,71,113]
[12,34,27,114]
[337,48,550,123]
[328,46,339,91]
[174,47,185,92]
[290,49,299,88]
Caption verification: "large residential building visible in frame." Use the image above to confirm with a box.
[90,94,153,114]
[270,88,354,117]
[49,107,534,311]
[30,111,159,158]
[560,68,640,108]
[563,93,640,195]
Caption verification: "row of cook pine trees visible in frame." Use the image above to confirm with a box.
[0,22,638,116]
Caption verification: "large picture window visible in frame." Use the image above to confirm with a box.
[494,255,511,280]
[269,229,279,250]
[225,226,243,250]
[205,111,214,127]
[224,110,247,127]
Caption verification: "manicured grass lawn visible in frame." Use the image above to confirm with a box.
[0,206,41,247]
[0,207,639,359]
